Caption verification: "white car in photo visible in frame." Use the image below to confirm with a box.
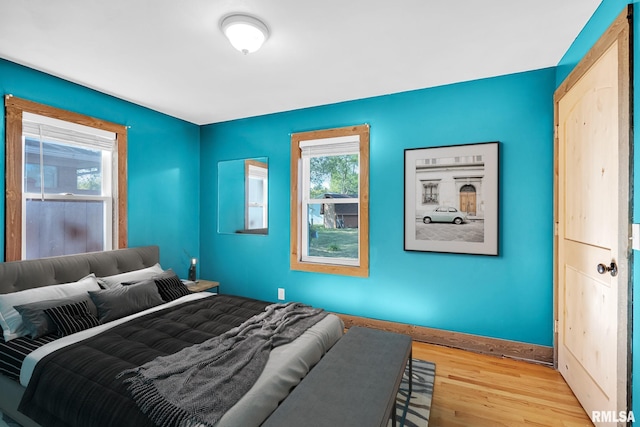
[417,206,468,225]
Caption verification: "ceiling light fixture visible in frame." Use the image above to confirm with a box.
[220,14,269,55]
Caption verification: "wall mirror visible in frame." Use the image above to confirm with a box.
[218,157,268,235]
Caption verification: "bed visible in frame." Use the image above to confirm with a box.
[0,246,344,427]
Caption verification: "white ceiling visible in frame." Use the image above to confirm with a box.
[0,1,601,125]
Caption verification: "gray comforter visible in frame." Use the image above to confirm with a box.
[119,302,328,427]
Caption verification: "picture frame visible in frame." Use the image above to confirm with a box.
[404,141,499,255]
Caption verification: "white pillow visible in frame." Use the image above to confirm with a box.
[96,263,164,289]
[0,274,101,342]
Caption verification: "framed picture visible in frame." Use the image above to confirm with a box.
[404,141,499,255]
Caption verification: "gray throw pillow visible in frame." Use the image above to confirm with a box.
[96,263,164,289]
[15,294,98,339]
[89,280,164,323]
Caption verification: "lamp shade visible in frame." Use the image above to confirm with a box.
[221,14,269,54]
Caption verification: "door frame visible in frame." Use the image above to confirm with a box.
[553,5,633,417]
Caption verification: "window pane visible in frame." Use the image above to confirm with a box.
[24,138,103,195]
[25,162,57,190]
[25,199,104,259]
[309,154,359,199]
[307,203,359,260]
[248,177,264,204]
[247,206,264,229]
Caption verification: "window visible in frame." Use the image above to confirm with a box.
[290,125,369,277]
[421,182,438,204]
[245,159,268,230]
[4,96,127,261]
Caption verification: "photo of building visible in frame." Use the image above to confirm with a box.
[415,153,486,220]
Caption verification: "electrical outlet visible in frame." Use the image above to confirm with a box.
[277,288,285,300]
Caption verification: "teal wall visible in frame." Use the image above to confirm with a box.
[200,67,556,347]
[557,0,637,421]
[0,59,201,277]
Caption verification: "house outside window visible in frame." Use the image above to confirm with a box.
[290,125,369,277]
[4,96,127,261]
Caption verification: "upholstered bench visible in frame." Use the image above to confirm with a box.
[262,326,412,427]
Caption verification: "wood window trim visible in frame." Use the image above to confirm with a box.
[4,96,128,261]
[290,124,369,277]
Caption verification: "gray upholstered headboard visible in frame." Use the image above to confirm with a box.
[0,246,159,294]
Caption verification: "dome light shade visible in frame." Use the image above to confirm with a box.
[221,14,269,55]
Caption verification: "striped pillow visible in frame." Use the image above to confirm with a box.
[44,301,100,337]
[0,334,57,381]
[154,275,192,302]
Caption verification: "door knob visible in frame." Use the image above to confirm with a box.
[597,262,618,277]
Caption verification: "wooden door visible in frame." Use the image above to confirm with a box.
[459,186,476,215]
[554,7,631,425]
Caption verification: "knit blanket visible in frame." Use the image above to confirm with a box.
[118,302,328,427]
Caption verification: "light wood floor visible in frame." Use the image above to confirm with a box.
[412,341,593,426]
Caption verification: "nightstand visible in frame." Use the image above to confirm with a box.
[187,280,220,293]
